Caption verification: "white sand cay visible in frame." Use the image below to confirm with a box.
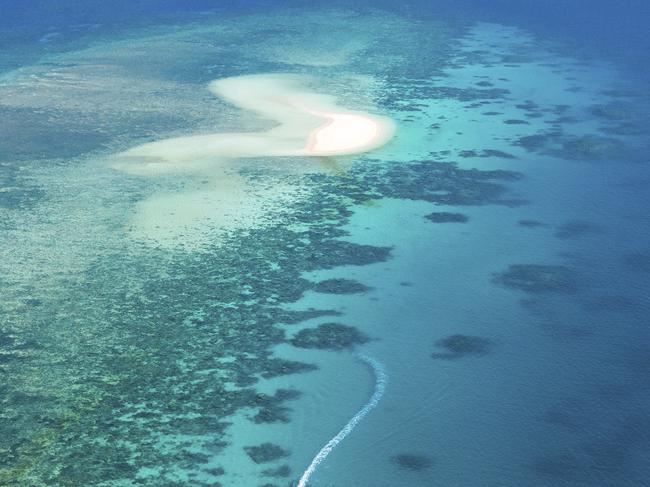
[111,74,394,249]
[111,73,395,174]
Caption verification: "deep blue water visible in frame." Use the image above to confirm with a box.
[2,0,650,71]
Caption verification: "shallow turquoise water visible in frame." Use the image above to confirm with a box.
[1,4,649,487]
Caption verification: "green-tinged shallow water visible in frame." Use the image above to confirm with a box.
[1,5,650,487]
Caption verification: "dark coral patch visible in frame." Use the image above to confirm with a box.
[262,465,291,478]
[559,135,628,161]
[432,334,492,359]
[425,212,468,223]
[516,101,538,111]
[459,149,515,159]
[248,389,302,424]
[422,86,510,102]
[503,119,530,125]
[260,359,317,379]
[312,278,371,294]
[244,443,289,464]
[290,323,368,351]
[203,467,225,477]
[554,220,600,239]
[518,219,543,228]
[273,308,342,325]
[493,264,578,294]
[514,133,553,152]
[482,149,516,159]
[391,453,434,471]
[589,103,631,121]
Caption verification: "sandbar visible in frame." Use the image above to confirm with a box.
[112,73,394,174]
[111,73,394,249]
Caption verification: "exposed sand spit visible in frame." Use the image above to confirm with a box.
[112,73,394,174]
[110,73,395,249]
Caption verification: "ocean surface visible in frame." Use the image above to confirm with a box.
[1,2,649,486]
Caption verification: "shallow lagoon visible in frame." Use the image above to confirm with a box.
[1,3,649,486]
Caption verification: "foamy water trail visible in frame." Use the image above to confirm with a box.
[296,354,387,487]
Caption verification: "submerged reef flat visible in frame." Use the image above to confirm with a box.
[0,162,523,483]
[0,155,523,484]
[0,144,524,484]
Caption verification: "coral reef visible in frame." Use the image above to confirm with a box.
[432,334,493,359]
[425,211,468,223]
[244,443,290,464]
[273,309,342,325]
[0,148,524,484]
[514,133,555,152]
[249,389,302,424]
[559,135,627,161]
[503,119,529,125]
[481,149,516,159]
[262,465,291,478]
[391,453,434,471]
[554,220,600,239]
[493,264,579,294]
[290,323,369,351]
[0,13,531,485]
[589,102,631,121]
[312,278,371,294]
[518,219,543,227]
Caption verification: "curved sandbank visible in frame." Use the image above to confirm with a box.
[111,74,394,249]
[112,73,395,174]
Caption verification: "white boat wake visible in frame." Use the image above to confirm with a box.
[296,354,387,487]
